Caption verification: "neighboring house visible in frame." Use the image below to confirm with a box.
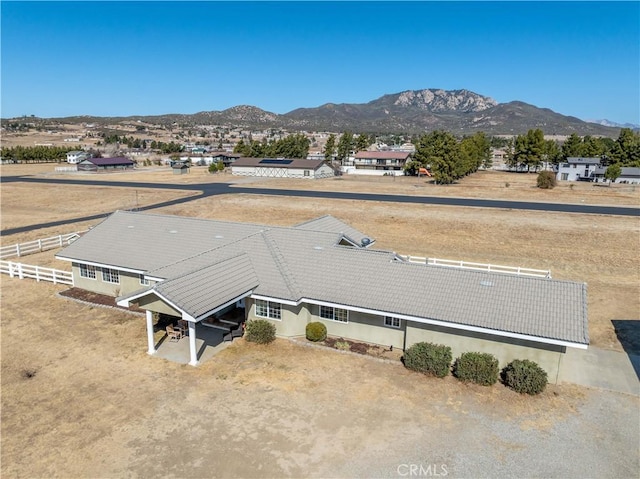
[350,151,412,176]
[76,157,135,172]
[231,158,335,179]
[209,152,241,168]
[66,151,90,164]
[592,166,640,184]
[56,211,588,376]
[556,157,601,181]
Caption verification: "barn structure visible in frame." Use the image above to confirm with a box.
[231,158,335,179]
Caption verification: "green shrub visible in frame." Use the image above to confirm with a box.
[334,340,350,351]
[536,170,557,189]
[245,319,276,344]
[306,322,327,342]
[453,352,499,386]
[403,342,452,378]
[502,359,548,395]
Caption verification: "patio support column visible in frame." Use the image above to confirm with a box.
[146,310,155,355]
[188,321,198,366]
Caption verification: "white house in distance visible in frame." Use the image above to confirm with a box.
[556,157,601,181]
[66,151,90,164]
[56,211,588,376]
[231,158,335,179]
[344,151,412,176]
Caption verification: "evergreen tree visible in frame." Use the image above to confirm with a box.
[324,134,336,162]
[336,131,354,163]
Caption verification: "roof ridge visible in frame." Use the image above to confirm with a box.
[155,252,251,285]
[261,231,303,300]
[147,229,269,276]
[292,214,333,228]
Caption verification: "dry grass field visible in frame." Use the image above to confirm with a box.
[1,164,639,477]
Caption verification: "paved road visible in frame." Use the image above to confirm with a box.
[2,175,639,235]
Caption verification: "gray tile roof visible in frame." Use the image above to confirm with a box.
[154,254,258,319]
[62,211,588,346]
[294,215,374,246]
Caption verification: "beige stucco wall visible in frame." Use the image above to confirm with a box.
[72,263,143,297]
[245,298,404,349]
[245,298,310,337]
[405,322,566,383]
[309,306,405,349]
[136,294,181,316]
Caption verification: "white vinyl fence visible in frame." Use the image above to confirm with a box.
[0,232,84,259]
[398,255,552,279]
[1,261,73,285]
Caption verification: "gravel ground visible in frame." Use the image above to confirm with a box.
[321,387,639,478]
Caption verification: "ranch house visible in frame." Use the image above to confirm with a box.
[349,151,412,176]
[56,211,588,379]
[556,157,601,182]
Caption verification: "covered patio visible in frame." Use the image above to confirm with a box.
[151,320,228,365]
[116,253,258,366]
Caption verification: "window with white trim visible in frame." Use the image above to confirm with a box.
[320,305,348,323]
[79,264,96,279]
[139,274,150,286]
[102,268,120,284]
[255,299,282,320]
[384,316,401,328]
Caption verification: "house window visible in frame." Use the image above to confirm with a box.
[79,264,96,279]
[139,274,150,286]
[102,268,120,284]
[320,305,348,323]
[255,299,282,320]
[304,170,310,177]
[561,173,568,181]
[384,316,401,328]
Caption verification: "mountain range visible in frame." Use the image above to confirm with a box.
[25,89,631,136]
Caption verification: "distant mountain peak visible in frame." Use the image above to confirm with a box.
[587,119,639,129]
[392,88,498,113]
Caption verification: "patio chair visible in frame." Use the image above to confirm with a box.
[166,325,183,342]
[176,319,189,335]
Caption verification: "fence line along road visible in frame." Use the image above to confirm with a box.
[398,255,552,278]
[0,232,85,259]
[1,261,73,285]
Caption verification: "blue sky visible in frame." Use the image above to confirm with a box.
[2,1,639,124]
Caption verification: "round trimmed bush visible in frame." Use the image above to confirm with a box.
[245,319,276,344]
[453,352,499,386]
[306,322,327,342]
[403,341,452,378]
[502,359,548,395]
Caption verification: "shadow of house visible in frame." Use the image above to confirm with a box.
[612,320,640,380]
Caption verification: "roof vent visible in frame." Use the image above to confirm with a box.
[480,281,494,287]
[313,246,323,250]
[127,225,135,229]
[215,235,224,239]
[168,230,178,234]
[361,237,371,247]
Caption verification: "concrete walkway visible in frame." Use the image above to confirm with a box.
[558,346,640,395]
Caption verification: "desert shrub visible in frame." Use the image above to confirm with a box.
[334,340,350,351]
[306,322,327,342]
[453,352,499,386]
[536,170,557,189]
[403,342,452,378]
[505,182,510,188]
[349,342,369,354]
[245,319,276,344]
[502,359,548,395]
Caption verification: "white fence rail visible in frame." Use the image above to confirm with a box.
[0,232,85,259]
[1,261,73,285]
[55,166,77,172]
[398,255,552,278]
